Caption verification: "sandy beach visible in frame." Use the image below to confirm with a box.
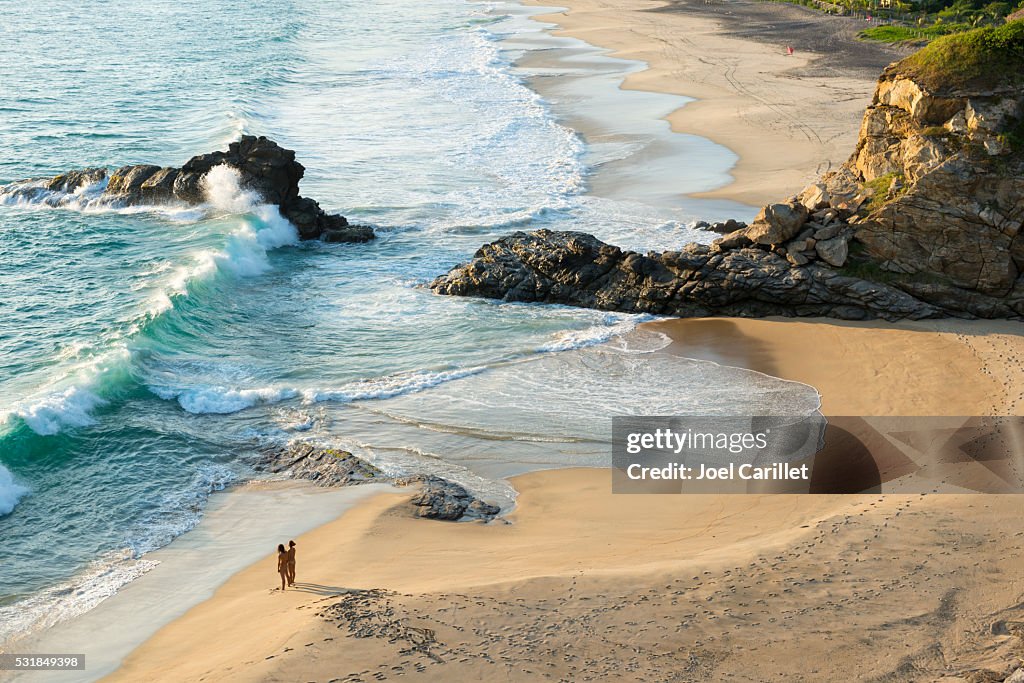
[42,3,1024,683]
[525,0,908,205]
[101,315,1024,683]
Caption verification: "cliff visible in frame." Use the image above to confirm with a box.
[433,22,1024,320]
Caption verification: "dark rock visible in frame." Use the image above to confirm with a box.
[6,136,373,243]
[139,167,179,201]
[252,443,384,486]
[253,443,499,521]
[45,167,107,193]
[400,475,500,522]
[107,164,161,199]
[431,229,941,321]
[707,219,748,234]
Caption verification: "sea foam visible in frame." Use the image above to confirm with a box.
[0,464,28,517]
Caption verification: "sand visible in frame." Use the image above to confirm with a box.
[106,475,1024,682]
[524,0,907,206]
[647,317,1024,417]
[102,317,1024,683]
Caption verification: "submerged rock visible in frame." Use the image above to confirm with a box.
[3,135,374,243]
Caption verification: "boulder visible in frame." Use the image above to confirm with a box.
[707,218,748,234]
[45,167,107,193]
[815,236,850,268]
[403,475,500,522]
[799,183,831,212]
[107,164,161,198]
[745,202,809,246]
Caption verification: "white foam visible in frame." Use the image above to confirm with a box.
[149,385,299,414]
[536,313,655,353]
[304,366,488,403]
[2,385,107,436]
[0,464,236,649]
[0,464,29,517]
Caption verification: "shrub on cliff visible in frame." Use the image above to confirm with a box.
[898,19,1024,90]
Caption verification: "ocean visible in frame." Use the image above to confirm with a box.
[0,0,819,646]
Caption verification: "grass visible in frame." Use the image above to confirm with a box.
[861,172,904,213]
[859,23,970,43]
[896,20,1024,91]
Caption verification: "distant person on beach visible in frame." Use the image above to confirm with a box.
[286,540,297,586]
[276,543,289,591]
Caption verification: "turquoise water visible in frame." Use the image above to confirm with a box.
[0,0,817,643]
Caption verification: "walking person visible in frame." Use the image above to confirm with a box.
[286,540,297,586]
[276,543,289,591]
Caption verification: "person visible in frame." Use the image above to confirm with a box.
[276,543,289,591]
[286,540,297,586]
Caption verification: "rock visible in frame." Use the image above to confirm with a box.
[693,220,710,230]
[106,164,161,199]
[254,444,499,521]
[799,183,830,212]
[139,167,179,201]
[45,167,107,193]
[403,475,500,521]
[433,36,1024,322]
[785,250,809,266]
[3,136,373,243]
[707,219,747,234]
[745,202,809,246]
[252,443,384,487]
[714,229,752,251]
[815,236,850,268]
[813,224,844,241]
[1004,668,1024,683]
[431,229,940,321]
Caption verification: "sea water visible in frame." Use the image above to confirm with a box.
[0,0,818,645]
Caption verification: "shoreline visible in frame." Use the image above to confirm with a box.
[521,0,906,206]
[100,318,1024,681]
[6,481,392,683]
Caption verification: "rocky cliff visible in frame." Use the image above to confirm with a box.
[433,23,1024,320]
[4,136,374,243]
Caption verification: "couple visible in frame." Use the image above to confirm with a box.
[276,540,297,590]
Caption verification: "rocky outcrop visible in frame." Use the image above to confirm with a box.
[398,475,501,521]
[433,28,1024,320]
[252,443,500,522]
[253,442,385,486]
[431,229,939,320]
[3,136,373,243]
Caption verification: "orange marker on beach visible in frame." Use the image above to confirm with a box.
[786,46,794,55]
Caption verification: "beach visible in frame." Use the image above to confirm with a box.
[5,0,1023,681]
[102,315,1024,682]
[524,0,908,206]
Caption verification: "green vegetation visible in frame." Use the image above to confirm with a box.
[859,23,970,42]
[898,20,1024,90]
[861,172,905,213]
